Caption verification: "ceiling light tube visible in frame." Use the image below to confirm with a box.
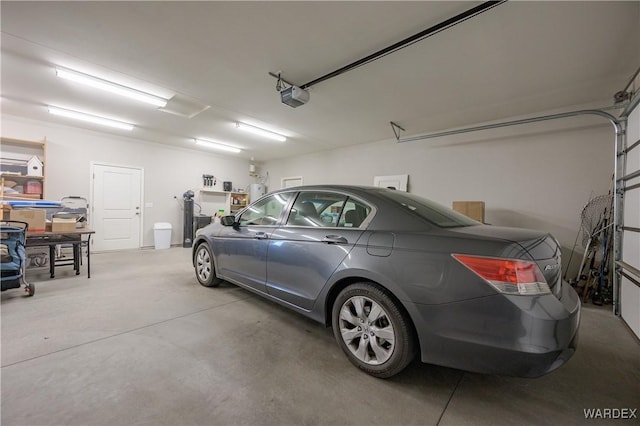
[195,139,241,154]
[55,67,168,107]
[236,122,286,142]
[48,106,134,131]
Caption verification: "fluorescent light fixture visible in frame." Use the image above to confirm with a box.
[235,122,286,142]
[48,106,134,131]
[195,139,241,154]
[55,67,168,107]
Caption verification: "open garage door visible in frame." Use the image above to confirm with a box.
[618,84,640,339]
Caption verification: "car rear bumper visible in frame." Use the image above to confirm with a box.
[407,280,581,377]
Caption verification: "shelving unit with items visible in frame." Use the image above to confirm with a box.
[197,189,248,217]
[0,137,46,200]
[228,192,248,215]
[197,188,227,220]
[198,171,249,217]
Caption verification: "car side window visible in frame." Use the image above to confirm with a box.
[338,198,372,228]
[287,192,347,227]
[238,193,292,226]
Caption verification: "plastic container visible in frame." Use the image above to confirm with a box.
[24,180,43,194]
[153,222,172,249]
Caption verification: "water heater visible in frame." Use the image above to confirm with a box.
[249,183,266,202]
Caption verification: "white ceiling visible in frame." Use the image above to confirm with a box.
[1,1,638,161]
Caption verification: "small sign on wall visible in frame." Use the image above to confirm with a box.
[281,176,303,189]
[373,174,408,191]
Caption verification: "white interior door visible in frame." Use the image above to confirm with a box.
[91,163,143,251]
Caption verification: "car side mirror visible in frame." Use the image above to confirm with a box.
[220,215,237,228]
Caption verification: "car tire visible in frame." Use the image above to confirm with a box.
[194,243,222,288]
[332,282,415,378]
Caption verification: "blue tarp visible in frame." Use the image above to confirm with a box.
[2,200,62,208]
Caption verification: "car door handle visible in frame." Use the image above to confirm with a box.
[322,235,348,244]
[254,232,269,240]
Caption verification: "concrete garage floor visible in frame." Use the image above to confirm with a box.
[2,248,639,426]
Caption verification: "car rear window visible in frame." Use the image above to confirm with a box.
[380,191,479,228]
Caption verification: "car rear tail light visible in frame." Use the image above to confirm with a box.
[452,254,550,295]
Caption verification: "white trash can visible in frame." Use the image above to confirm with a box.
[153,222,172,249]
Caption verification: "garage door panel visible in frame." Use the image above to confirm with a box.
[620,98,639,339]
[620,277,640,339]
[623,187,640,229]
[622,229,639,267]
[628,105,639,173]
[627,153,640,177]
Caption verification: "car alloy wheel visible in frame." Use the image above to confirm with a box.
[332,282,415,378]
[339,295,395,365]
[195,243,221,287]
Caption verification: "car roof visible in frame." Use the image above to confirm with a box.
[274,185,389,195]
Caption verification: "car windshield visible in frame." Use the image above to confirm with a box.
[380,190,479,228]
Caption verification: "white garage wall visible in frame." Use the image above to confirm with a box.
[2,106,619,276]
[2,114,252,248]
[262,110,615,277]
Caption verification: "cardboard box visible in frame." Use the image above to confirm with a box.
[53,212,86,229]
[51,218,77,233]
[452,201,485,223]
[9,208,46,232]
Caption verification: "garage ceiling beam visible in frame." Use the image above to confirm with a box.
[300,1,507,90]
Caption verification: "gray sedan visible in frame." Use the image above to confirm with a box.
[192,185,580,378]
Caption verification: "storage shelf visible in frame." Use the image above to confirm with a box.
[198,189,248,216]
[229,192,249,214]
[1,193,41,200]
[1,137,46,201]
[1,174,44,180]
[199,188,229,194]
